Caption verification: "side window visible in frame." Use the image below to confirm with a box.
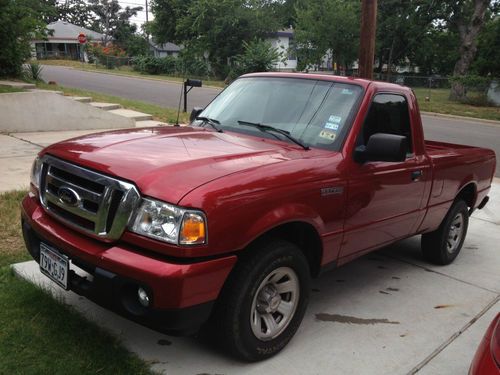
[359,93,413,152]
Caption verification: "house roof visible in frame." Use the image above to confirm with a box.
[46,20,104,41]
[150,42,182,52]
[275,28,294,37]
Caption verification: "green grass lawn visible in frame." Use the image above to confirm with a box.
[0,191,154,374]
[38,59,227,89]
[413,87,500,122]
[0,85,25,93]
[36,82,189,124]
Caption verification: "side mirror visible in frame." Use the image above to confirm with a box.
[189,107,204,123]
[354,133,408,163]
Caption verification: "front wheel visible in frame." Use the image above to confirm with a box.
[215,239,311,361]
[421,200,469,265]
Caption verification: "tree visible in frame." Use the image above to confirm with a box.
[375,0,441,77]
[409,26,459,75]
[472,17,500,77]
[155,0,280,78]
[88,0,142,45]
[58,0,95,29]
[443,0,493,100]
[294,0,359,71]
[149,0,193,44]
[0,0,50,77]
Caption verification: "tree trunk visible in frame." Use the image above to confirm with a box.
[449,0,490,101]
[387,37,395,82]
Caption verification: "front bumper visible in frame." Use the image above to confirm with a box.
[21,193,236,334]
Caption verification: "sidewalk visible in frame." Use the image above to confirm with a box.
[10,178,500,373]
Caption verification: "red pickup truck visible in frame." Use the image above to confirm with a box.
[21,73,495,361]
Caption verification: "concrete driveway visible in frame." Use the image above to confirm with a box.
[12,182,500,374]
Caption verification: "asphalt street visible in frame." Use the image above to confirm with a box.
[41,65,500,176]
[40,65,221,110]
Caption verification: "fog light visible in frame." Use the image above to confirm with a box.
[137,287,150,307]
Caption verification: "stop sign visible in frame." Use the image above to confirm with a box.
[78,33,86,44]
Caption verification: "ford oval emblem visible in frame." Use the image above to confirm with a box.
[57,186,80,207]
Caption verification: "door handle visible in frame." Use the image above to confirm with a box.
[411,170,423,181]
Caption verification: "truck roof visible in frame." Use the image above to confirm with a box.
[241,72,411,93]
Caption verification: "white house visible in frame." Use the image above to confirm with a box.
[150,42,182,58]
[266,28,297,71]
[32,20,104,60]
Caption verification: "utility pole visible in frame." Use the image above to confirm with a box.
[145,0,150,41]
[358,0,377,79]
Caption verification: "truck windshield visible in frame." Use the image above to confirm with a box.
[195,77,363,150]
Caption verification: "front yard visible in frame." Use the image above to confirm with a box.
[413,87,500,122]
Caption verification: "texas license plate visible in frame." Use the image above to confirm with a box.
[39,242,69,289]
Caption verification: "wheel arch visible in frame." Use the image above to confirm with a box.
[241,221,324,278]
[455,182,478,212]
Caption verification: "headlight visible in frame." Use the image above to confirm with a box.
[30,157,43,189]
[129,198,207,245]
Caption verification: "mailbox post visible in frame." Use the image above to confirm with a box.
[183,79,202,112]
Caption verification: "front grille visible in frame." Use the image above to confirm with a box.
[39,155,140,241]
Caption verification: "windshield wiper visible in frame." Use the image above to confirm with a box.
[237,120,309,150]
[196,116,223,133]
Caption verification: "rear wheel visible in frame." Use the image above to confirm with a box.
[215,239,311,361]
[421,200,469,265]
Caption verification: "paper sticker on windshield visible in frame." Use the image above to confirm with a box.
[319,130,336,141]
[341,88,354,95]
[328,115,342,124]
[324,122,339,130]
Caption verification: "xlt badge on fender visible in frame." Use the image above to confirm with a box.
[321,187,344,196]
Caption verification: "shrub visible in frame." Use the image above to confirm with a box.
[23,62,43,81]
[131,55,209,77]
[228,39,280,82]
[87,43,127,69]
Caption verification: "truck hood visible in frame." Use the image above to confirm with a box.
[43,127,300,203]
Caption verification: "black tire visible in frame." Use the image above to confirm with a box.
[215,239,311,362]
[421,200,469,265]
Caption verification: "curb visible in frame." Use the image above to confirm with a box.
[44,65,226,90]
[421,111,500,126]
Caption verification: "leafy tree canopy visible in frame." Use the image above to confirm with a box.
[294,0,359,70]
[0,0,51,77]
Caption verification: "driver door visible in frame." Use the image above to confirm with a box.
[340,93,429,261]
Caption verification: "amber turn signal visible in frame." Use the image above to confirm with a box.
[180,213,206,245]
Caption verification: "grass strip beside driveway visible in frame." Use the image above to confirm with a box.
[0,85,25,93]
[0,191,154,374]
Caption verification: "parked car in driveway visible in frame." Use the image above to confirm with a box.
[470,313,500,375]
[21,73,496,361]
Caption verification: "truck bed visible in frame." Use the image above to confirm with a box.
[424,139,495,216]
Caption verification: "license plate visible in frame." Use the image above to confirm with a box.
[39,243,69,289]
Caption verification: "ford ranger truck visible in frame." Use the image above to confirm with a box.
[21,73,496,361]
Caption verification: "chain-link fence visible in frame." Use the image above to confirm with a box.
[373,74,450,89]
[92,55,134,69]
